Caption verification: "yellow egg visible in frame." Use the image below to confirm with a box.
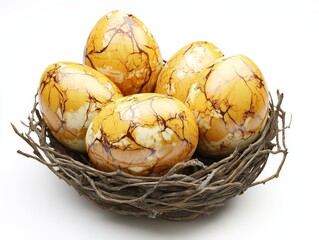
[38,62,123,152]
[85,93,199,176]
[84,10,163,96]
[155,41,223,102]
[185,54,269,158]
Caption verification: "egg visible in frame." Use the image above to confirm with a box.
[155,41,223,102]
[38,62,123,152]
[84,10,163,96]
[85,93,199,176]
[185,54,269,158]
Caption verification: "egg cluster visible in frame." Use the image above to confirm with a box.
[38,10,269,176]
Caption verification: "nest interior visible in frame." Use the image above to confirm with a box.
[12,91,288,221]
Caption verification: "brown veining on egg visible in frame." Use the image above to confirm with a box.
[38,62,123,152]
[84,10,163,96]
[86,94,198,176]
[155,41,223,102]
[185,55,269,158]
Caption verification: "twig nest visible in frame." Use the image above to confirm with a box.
[12,91,288,221]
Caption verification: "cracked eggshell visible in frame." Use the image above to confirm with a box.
[155,41,223,102]
[185,54,269,158]
[38,62,123,152]
[85,93,199,176]
[84,10,163,96]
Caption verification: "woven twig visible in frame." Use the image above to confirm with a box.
[12,90,289,221]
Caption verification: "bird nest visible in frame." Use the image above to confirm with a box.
[12,90,288,221]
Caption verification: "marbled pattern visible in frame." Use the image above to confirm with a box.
[155,41,223,102]
[84,10,163,96]
[86,93,199,176]
[185,55,269,158]
[38,62,123,152]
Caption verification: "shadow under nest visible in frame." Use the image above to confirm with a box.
[12,90,289,221]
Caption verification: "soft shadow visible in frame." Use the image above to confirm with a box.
[100,198,239,236]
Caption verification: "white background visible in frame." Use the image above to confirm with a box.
[0,0,318,239]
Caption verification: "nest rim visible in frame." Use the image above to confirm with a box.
[12,90,289,221]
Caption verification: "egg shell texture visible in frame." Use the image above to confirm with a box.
[185,54,269,158]
[85,93,199,176]
[84,10,163,96]
[38,62,123,152]
[155,41,223,102]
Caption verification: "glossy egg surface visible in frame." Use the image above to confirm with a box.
[185,54,269,158]
[86,93,199,176]
[84,10,163,96]
[38,62,123,152]
[155,41,223,102]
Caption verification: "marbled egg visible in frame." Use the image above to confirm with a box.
[155,41,223,102]
[185,54,269,158]
[85,93,199,176]
[84,10,163,96]
[38,62,123,152]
